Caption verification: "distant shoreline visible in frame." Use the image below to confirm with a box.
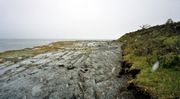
[0,39,113,53]
[0,39,68,53]
[0,40,115,64]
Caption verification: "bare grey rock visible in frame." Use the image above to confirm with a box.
[31,84,42,96]
[0,41,128,99]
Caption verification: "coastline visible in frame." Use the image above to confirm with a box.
[0,39,75,53]
[0,40,113,64]
[0,41,75,64]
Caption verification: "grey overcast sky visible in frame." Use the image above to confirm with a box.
[0,0,180,39]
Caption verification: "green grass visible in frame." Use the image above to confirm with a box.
[118,21,180,98]
[124,55,180,98]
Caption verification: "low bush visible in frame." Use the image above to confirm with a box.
[160,53,180,68]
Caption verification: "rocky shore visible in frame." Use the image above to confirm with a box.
[0,41,135,99]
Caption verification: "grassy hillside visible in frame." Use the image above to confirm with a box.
[118,20,180,98]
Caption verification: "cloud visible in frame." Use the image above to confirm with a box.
[0,0,180,39]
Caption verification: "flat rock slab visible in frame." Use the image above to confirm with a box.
[0,41,128,99]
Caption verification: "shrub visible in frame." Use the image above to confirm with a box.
[166,18,174,24]
[146,55,158,66]
[160,53,179,68]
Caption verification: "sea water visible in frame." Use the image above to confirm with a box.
[0,39,62,52]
